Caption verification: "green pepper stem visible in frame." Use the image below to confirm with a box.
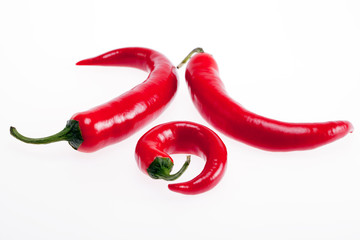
[11,126,70,144]
[177,48,204,69]
[10,120,83,150]
[160,155,191,181]
[147,155,191,181]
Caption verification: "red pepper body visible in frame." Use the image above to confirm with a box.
[135,121,227,195]
[184,52,353,151]
[73,48,178,152]
[10,48,178,152]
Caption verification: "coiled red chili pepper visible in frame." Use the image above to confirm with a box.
[135,121,227,195]
[10,47,178,152]
[178,48,353,151]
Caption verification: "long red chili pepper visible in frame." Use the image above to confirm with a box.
[135,121,227,195]
[10,47,178,152]
[178,48,353,151]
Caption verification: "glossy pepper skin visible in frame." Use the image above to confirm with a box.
[10,47,178,152]
[179,48,353,151]
[135,121,227,195]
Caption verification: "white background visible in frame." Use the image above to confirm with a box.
[1,0,359,239]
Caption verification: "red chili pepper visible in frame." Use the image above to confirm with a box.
[10,47,178,152]
[135,121,227,195]
[178,48,353,151]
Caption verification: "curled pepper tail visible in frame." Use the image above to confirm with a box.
[168,156,227,195]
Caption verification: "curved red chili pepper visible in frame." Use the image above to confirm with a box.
[178,48,353,151]
[10,47,178,152]
[135,121,227,195]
